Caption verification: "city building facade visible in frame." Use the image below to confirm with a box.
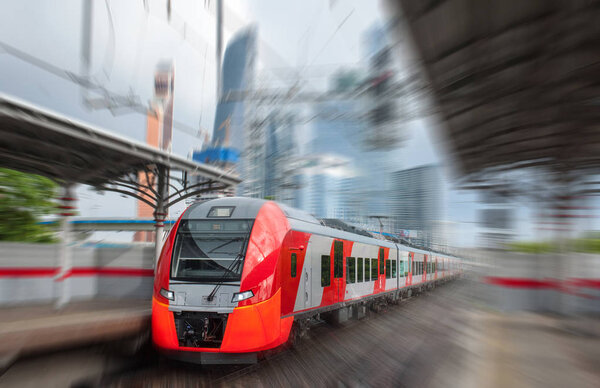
[389,165,441,247]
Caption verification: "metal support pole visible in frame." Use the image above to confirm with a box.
[216,0,223,100]
[55,185,76,309]
[80,0,93,106]
[154,166,169,269]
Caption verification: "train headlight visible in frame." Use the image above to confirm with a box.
[160,288,175,301]
[231,290,254,303]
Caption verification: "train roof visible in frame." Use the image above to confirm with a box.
[183,197,268,220]
[183,197,462,259]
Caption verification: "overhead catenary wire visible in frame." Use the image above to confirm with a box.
[0,40,209,139]
[308,8,355,67]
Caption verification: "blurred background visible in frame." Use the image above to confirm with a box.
[0,0,599,386]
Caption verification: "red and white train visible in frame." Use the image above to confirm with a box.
[152,197,462,363]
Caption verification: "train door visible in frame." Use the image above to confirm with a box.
[378,248,385,290]
[305,261,312,308]
[423,255,428,283]
[302,239,312,309]
[396,248,400,290]
[407,252,413,285]
[333,240,344,303]
[399,251,406,288]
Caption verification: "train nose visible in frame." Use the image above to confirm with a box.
[168,284,239,349]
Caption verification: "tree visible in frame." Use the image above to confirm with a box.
[0,168,58,243]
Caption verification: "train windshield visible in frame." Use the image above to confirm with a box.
[171,219,253,282]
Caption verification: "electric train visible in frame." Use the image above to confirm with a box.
[152,197,462,364]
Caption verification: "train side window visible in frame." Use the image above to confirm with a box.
[291,253,297,278]
[334,241,343,278]
[365,259,370,281]
[379,248,385,275]
[371,258,377,280]
[357,258,363,282]
[321,255,330,287]
[347,257,356,284]
[385,259,391,279]
[392,260,397,278]
[399,260,404,277]
[405,260,409,277]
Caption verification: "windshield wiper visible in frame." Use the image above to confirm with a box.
[206,237,248,302]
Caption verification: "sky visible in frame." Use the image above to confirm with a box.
[0,0,494,246]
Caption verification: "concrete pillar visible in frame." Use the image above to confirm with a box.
[154,166,169,269]
[55,184,76,309]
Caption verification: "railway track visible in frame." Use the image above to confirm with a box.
[100,279,467,387]
[0,279,468,387]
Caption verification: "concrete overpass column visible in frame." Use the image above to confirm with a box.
[55,184,76,309]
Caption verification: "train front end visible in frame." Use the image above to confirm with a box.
[152,198,293,364]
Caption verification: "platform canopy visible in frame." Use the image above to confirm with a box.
[390,0,600,186]
[0,94,240,188]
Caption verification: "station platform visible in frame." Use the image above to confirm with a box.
[0,299,150,367]
[429,311,600,388]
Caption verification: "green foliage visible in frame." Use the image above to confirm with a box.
[508,238,600,254]
[0,168,58,243]
[507,241,555,254]
[573,238,600,254]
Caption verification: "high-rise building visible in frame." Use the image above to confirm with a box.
[262,111,297,203]
[294,22,403,226]
[303,97,362,220]
[302,70,399,227]
[363,22,401,151]
[195,27,257,196]
[389,165,441,248]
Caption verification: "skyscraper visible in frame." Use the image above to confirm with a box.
[195,27,256,195]
[263,111,297,202]
[389,165,441,247]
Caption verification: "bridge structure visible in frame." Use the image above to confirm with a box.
[0,94,241,306]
